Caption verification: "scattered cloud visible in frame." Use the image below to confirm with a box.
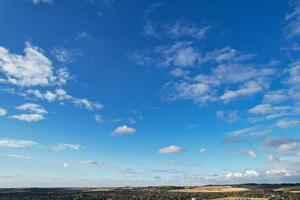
[0,139,37,148]
[162,48,275,105]
[26,88,103,111]
[112,125,136,136]
[63,163,68,168]
[158,145,183,154]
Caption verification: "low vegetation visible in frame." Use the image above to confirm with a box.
[0,184,299,200]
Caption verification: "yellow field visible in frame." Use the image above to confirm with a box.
[170,186,249,193]
[274,186,300,193]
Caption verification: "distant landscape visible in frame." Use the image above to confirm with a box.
[1,184,300,200]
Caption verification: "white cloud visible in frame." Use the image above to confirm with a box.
[143,21,160,38]
[52,143,82,151]
[198,148,206,153]
[81,160,107,168]
[263,137,300,153]
[112,125,136,136]
[10,113,44,122]
[158,145,183,154]
[276,119,300,128]
[248,104,291,115]
[266,169,291,177]
[287,61,300,85]
[0,42,69,87]
[27,88,102,111]
[0,107,7,116]
[209,47,253,63]
[244,169,260,177]
[285,2,300,39]
[11,103,47,122]
[31,0,53,4]
[165,81,215,104]
[15,103,47,114]
[158,42,200,67]
[224,172,243,179]
[170,68,190,78]
[248,150,257,158]
[3,154,32,159]
[63,162,68,168]
[94,114,104,123]
[220,81,263,102]
[225,169,259,179]
[263,90,288,104]
[73,98,103,111]
[278,142,298,152]
[216,110,239,123]
[228,127,257,137]
[76,31,91,40]
[27,88,71,102]
[268,154,280,162]
[164,48,275,105]
[0,139,37,148]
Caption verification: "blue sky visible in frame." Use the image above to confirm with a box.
[0,0,300,187]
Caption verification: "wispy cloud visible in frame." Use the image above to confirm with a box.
[52,143,82,151]
[0,139,38,148]
[3,154,32,159]
[51,46,82,63]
